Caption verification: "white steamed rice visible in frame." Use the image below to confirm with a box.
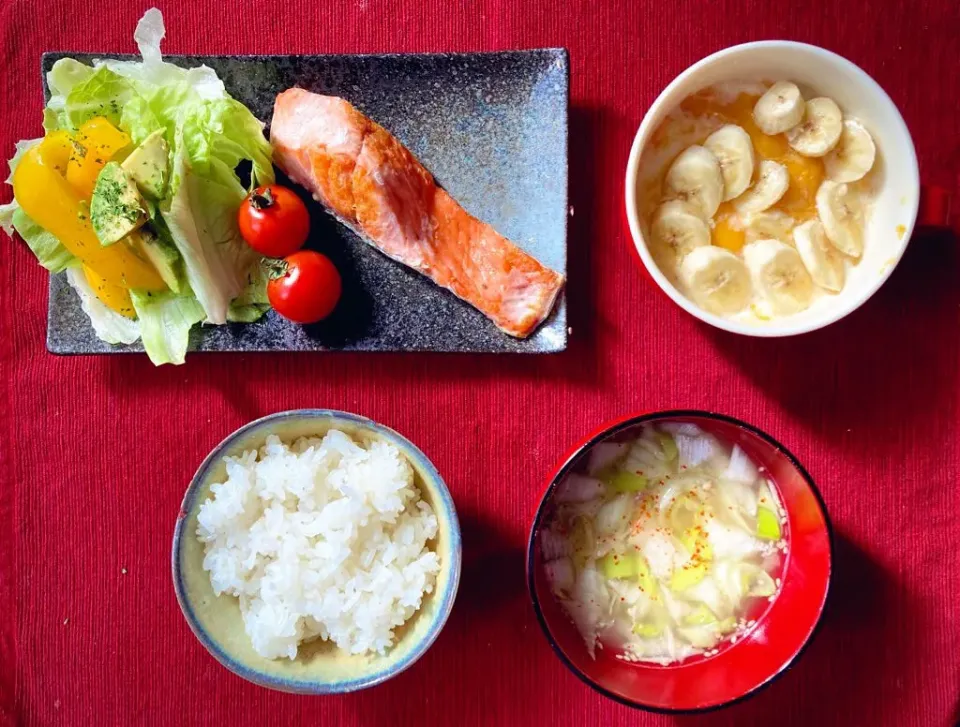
[196,430,441,659]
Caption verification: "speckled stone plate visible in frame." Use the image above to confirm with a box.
[41,50,568,354]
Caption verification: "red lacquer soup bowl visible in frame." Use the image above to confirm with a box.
[526,410,832,712]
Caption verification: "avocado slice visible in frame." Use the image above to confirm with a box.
[91,161,147,246]
[121,129,169,199]
[128,227,181,293]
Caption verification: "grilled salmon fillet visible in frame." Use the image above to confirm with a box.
[270,89,564,338]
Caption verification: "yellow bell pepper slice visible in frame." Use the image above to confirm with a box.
[65,117,132,199]
[38,130,75,175]
[13,137,165,291]
[83,266,136,318]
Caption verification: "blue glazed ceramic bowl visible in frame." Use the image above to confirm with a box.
[172,409,462,693]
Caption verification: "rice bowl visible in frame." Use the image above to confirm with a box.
[197,431,441,660]
[173,410,461,694]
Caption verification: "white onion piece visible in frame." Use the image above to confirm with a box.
[569,565,608,657]
[567,498,603,520]
[704,517,762,560]
[660,582,691,623]
[544,557,574,595]
[749,568,776,597]
[713,560,746,608]
[555,474,606,503]
[540,528,571,560]
[676,434,716,468]
[623,430,673,479]
[656,482,684,524]
[587,442,627,475]
[598,619,633,651]
[723,445,759,484]
[716,479,758,522]
[596,493,632,536]
[664,623,679,662]
[642,531,687,579]
[659,422,703,437]
[566,601,598,658]
[608,578,644,607]
[681,577,728,618]
[635,429,665,459]
[677,625,722,649]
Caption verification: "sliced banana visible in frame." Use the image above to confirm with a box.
[816,180,863,257]
[823,118,876,183]
[745,210,796,246]
[650,200,711,270]
[663,145,724,218]
[786,97,843,157]
[679,246,752,315]
[743,239,814,315]
[704,125,755,201]
[753,81,805,135]
[793,219,845,292]
[733,160,789,215]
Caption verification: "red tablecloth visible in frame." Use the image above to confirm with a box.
[2,1,958,725]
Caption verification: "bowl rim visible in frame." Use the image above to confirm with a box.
[171,408,463,694]
[525,409,834,713]
[623,40,921,337]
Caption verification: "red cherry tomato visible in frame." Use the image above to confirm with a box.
[238,185,310,257]
[267,251,342,324]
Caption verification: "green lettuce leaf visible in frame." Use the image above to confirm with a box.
[64,66,137,130]
[48,58,97,98]
[119,95,164,145]
[45,59,96,131]
[181,98,274,187]
[130,288,205,366]
[102,9,226,101]
[65,267,140,345]
[0,203,13,238]
[227,263,270,322]
[160,144,247,325]
[5,138,41,184]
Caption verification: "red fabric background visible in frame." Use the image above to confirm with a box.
[2,1,959,725]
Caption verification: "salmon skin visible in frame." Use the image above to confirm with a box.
[270,89,564,338]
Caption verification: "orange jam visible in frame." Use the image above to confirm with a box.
[712,202,744,252]
[679,89,824,246]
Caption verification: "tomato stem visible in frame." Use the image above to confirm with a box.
[250,187,275,210]
[261,256,289,280]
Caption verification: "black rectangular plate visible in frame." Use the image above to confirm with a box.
[42,50,568,354]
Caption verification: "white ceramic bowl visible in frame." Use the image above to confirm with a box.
[625,42,919,336]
